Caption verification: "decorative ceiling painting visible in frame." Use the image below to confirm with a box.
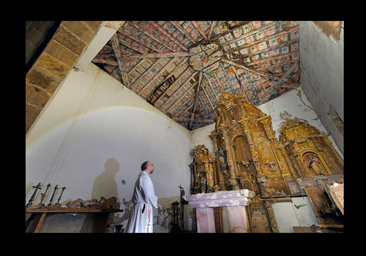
[92,21,301,130]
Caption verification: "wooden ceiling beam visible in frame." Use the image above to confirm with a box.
[207,21,217,41]
[201,81,215,112]
[92,58,118,66]
[138,57,178,95]
[160,70,199,110]
[117,37,146,54]
[165,80,198,114]
[153,66,192,106]
[122,52,190,59]
[173,117,214,123]
[171,21,197,45]
[189,72,203,130]
[281,82,299,89]
[130,21,176,53]
[219,21,277,47]
[220,62,236,94]
[118,29,162,53]
[221,57,275,79]
[110,33,130,87]
[198,95,209,117]
[128,59,146,75]
[129,59,160,89]
[149,21,189,52]
[145,57,189,100]
[203,73,220,102]
[178,101,195,117]
[231,66,250,102]
[257,62,298,105]
[191,21,208,41]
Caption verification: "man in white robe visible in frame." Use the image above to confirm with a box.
[125,161,158,233]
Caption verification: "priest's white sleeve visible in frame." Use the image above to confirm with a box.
[140,175,158,208]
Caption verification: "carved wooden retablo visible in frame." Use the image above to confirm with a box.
[189,92,344,232]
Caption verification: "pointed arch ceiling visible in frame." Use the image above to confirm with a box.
[92,21,301,130]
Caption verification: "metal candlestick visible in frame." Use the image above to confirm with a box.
[55,186,66,206]
[26,182,42,207]
[47,185,58,206]
[37,183,51,207]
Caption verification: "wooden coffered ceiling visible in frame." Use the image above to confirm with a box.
[92,21,301,130]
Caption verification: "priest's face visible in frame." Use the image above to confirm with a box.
[147,162,154,174]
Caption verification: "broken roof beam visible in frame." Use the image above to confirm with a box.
[145,57,189,100]
[138,57,178,95]
[122,51,190,59]
[130,21,176,53]
[149,21,189,52]
[173,117,215,123]
[189,72,203,130]
[191,21,208,41]
[153,66,192,106]
[171,21,197,45]
[110,33,130,87]
[257,62,299,105]
[118,29,162,53]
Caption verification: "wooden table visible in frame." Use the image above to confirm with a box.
[26,207,123,233]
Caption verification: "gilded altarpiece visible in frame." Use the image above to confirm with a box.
[189,93,344,232]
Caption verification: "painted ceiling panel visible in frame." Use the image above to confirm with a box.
[92,21,301,130]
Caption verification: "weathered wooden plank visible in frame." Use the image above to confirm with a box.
[201,81,215,111]
[117,37,146,54]
[203,73,220,102]
[207,21,217,41]
[173,117,214,123]
[111,33,130,86]
[191,21,208,41]
[154,66,192,105]
[189,72,203,130]
[160,70,199,110]
[166,80,198,114]
[257,62,298,105]
[220,62,236,94]
[130,59,160,89]
[171,21,197,45]
[92,58,118,66]
[128,59,145,75]
[281,82,300,89]
[221,57,273,79]
[231,66,250,102]
[118,29,162,53]
[130,21,176,53]
[122,51,190,59]
[220,21,277,47]
[145,57,189,100]
[138,57,177,95]
[149,21,189,52]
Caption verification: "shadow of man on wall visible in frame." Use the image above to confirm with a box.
[80,158,121,232]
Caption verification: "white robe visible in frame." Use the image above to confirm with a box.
[125,171,158,233]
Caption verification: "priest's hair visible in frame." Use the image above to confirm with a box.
[141,161,149,171]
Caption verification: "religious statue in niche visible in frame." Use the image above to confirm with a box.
[303,153,326,176]
[189,145,217,194]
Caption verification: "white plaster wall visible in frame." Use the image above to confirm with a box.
[272,197,318,233]
[299,21,344,154]
[189,123,215,153]
[26,62,192,231]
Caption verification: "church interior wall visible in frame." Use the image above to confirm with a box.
[299,21,343,154]
[26,62,192,232]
